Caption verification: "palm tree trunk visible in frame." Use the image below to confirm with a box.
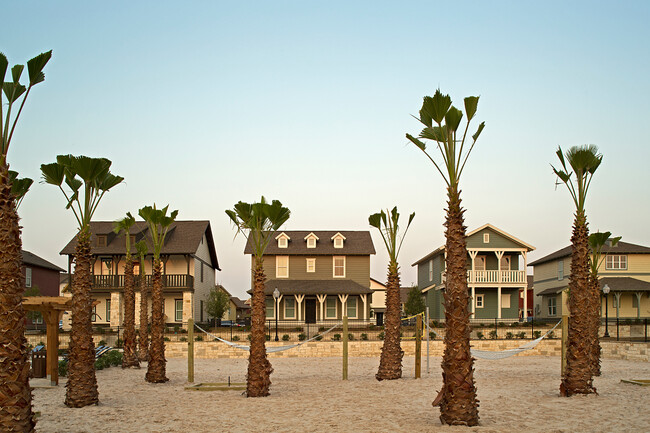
[376,262,403,380]
[589,274,602,377]
[246,259,272,397]
[436,185,479,426]
[145,259,167,383]
[0,165,36,432]
[138,271,149,362]
[561,211,596,395]
[65,228,99,407]
[121,259,139,368]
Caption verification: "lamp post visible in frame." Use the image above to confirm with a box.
[273,288,280,341]
[603,284,610,338]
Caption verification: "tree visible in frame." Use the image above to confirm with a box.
[206,286,231,325]
[369,207,414,380]
[552,144,602,396]
[41,155,123,407]
[226,197,290,397]
[406,89,484,426]
[113,213,139,368]
[136,240,150,361]
[139,204,177,383]
[0,50,51,432]
[404,286,426,317]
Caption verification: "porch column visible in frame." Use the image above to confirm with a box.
[495,251,504,284]
[295,294,305,321]
[317,294,326,320]
[182,291,194,329]
[135,292,141,326]
[635,292,643,318]
[110,292,122,328]
[497,287,502,319]
[468,250,477,285]
[360,294,367,320]
[471,287,475,316]
[338,294,349,318]
[522,251,528,320]
[614,292,622,319]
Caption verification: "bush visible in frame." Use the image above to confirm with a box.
[477,331,484,340]
[318,326,326,332]
[298,333,306,341]
[348,334,354,341]
[282,334,290,341]
[164,337,170,342]
[533,330,542,339]
[98,340,107,346]
[429,331,436,340]
[232,336,240,341]
[180,337,187,342]
[548,331,556,339]
[505,332,514,339]
[315,335,323,341]
[174,325,180,333]
[295,326,304,332]
[378,331,385,340]
[58,360,68,377]
[489,330,498,339]
[195,335,203,342]
[510,322,519,328]
[498,322,506,327]
[247,335,252,341]
[106,350,122,366]
[95,327,105,334]
[115,338,123,348]
[332,334,341,341]
[265,335,270,341]
[516,331,526,339]
[360,333,368,341]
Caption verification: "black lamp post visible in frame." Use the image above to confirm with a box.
[273,288,280,341]
[603,284,610,338]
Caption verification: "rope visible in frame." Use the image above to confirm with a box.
[470,320,561,360]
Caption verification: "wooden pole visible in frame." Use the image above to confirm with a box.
[45,310,60,386]
[415,313,422,379]
[561,290,568,376]
[342,316,348,381]
[425,307,430,374]
[188,318,194,383]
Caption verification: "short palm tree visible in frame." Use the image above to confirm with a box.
[370,207,414,380]
[552,144,602,396]
[136,240,150,361]
[113,212,140,368]
[406,89,484,426]
[0,50,50,432]
[226,197,290,397]
[139,204,177,383]
[41,155,123,407]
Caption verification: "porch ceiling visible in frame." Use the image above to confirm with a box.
[248,279,373,296]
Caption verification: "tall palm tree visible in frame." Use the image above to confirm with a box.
[370,207,415,381]
[113,213,140,368]
[41,155,123,407]
[0,50,50,432]
[587,231,620,377]
[139,204,177,383]
[552,144,602,396]
[136,240,150,361]
[226,197,290,397]
[406,89,484,426]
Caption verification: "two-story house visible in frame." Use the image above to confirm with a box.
[412,224,535,320]
[60,220,220,328]
[530,241,650,319]
[244,231,375,323]
[22,250,65,297]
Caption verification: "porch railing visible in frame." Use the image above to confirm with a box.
[92,274,194,290]
[441,270,527,284]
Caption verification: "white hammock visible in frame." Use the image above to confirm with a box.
[471,321,561,360]
[194,322,342,353]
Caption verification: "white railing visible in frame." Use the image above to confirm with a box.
[441,270,527,285]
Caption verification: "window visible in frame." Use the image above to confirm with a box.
[265,298,275,318]
[501,293,511,309]
[276,256,289,278]
[25,267,32,287]
[326,298,337,318]
[606,255,627,270]
[101,258,113,275]
[428,260,433,281]
[133,262,140,275]
[347,297,357,318]
[500,256,511,271]
[200,300,204,322]
[475,256,486,271]
[483,233,489,243]
[91,306,97,322]
[200,262,204,282]
[548,297,557,316]
[476,294,484,308]
[175,299,183,322]
[278,237,288,248]
[333,256,345,278]
[307,238,316,248]
[557,260,564,280]
[97,235,107,247]
[129,235,136,245]
[285,298,295,319]
[306,258,316,273]
[334,238,343,248]
[106,299,111,322]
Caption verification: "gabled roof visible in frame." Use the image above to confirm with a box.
[536,276,650,296]
[231,296,250,309]
[244,231,375,255]
[60,220,220,270]
[22,250,65,272]
[529,241,650,267]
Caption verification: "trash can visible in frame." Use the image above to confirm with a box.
[32,350,46,378]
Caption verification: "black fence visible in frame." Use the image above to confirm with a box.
[600,317,649,342]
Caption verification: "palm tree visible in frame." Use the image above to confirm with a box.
[113,213,140,368]
[41,155,123,407]
[552,144,602,396]
[370,207,414,381]
[406,89,484,426]
[587,231,620,377]
[226,197,290,397]
[139,204,177,383]
[0,51,50,432]
[136,240,150,361]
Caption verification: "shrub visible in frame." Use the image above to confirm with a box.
[332,334,341,341]
[477,331,484,340]
[294,326,304,332]
[115,338,123,348]
[505,332,514,339]
[298,333,307,341]
[265,335,270,341]
[318,326,326,332]
[106,350,122,366]
[378,331,385,340]
[174,325,180,333]
[315,335,322,341]
[58,360,68,377]
[98,340,107,347]
[38,341,45,347]
[232,335,240,341]
[361,333,368,341]
[510,322,519,328]
[533,330,542,339]
[164,337,170,342]
[247,335,252,341]
[548,331,556,339]
[489,330,498,339]
[516,332,526,339]
[180,337,187,342]
[348,334,354,341]
[195,335,203,342]
[282,334,290,341]
[498,322,506,327]
[429,331,436,340]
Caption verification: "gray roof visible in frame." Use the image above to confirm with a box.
[536,285,566,296]
[244,231,375,256]
[529,241,650,267]
[231,296,250,309]
[248,279,373,296]
[22,250,65,272]
[536,277,650,296]
[60,220,220,270]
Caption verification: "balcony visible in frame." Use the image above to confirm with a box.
[441,270,527,285]
[92,274,194,290]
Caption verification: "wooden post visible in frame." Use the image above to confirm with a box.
[188,318,194,383]
[342,316,348,381]
[425,307,430,374]
[561,290,568,376]
[415,313,422,379]
[44,310,60,386]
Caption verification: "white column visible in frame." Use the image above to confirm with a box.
[135,292,141,326]
[317,294,326,321]
[614,292,621,319]
[495,251,504,284]
[295,294,305,321]
[110,292,122,328]
[338,294,349,318]
[468,250,477,285]
[360,294,368,320]
[497,287,502,319]
[523,251,528,320]
[471,287,475,316]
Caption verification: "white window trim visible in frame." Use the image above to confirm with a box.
[175,299,183,322]
[275,232,290,248]
[548,297,557,316]
[475,294,484,308]
[557,260,564,280]
[331,232,346,249]
[606,255,628,270]
[305,233,319,249]
[346,297,357,319]
[326,298,337,318]
[333,256,346,278]
[265,298,275,319]
[428,260,433,282]
[483,233,489,243]
[501,293,511,309]
[25,267,32,288]
[284,298,295,319]
[276,256,289,278]
[306,258,316,273]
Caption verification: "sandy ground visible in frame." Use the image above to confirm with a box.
[32,355,649,433]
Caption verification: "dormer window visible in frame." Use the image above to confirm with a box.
[483,233,489,243]
[97,235,107,247]
[276,232,290,248]
[304,232,319,249]
[331,232,346,249]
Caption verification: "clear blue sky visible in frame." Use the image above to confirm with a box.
[3,1,650,298]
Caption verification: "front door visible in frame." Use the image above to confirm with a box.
[375,312,384,326]
[305,299,316,324]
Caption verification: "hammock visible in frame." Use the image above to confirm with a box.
[470,321,561,360]
[194,322,342,353]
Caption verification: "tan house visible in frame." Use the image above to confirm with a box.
[216,285,251,322]
[245,231,375,323]
[530,241,650,319]
[60,220,220,328]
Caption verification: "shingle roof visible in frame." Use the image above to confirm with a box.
[536,285,567,296]
[247,279,373,295]
[529,241,650,267]
[60,220,220,270]
[599,277,650,293]
[244,231,375,255]
[231,297,250,309]
[22,250,65,272]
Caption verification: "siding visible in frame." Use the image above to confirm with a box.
[466,228,526,250]
[193,234,217,321]
[264,255,370,286]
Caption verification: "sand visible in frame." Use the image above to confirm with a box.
[32,356,649,432]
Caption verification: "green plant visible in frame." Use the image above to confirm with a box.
[174,325,180,333]
[58,360,68,377]
[315,335,323,341]
[298,333,306,341]
[294,326,304,332]
[115,338,123,348]
[548,331,556,339]
[282,334,290,341]
[489,330,498,339]
[265,335,270,341]
[95,326,106,334]
[378,331,385,340]
[498,322,506,327]
[332,334,341,341]
[232,336,240,341]
[206,285,230,324]
[361,333,368,341]
[533,330,542,339]
[98,340,107,346]
[247,335,251,341]
[164,337,170,342]
[505,332,514,339]
[195,335,203,342]
[180,337,187,342]
[516,332,526,339]
[348,333,354,341]
[476,332,484,340]
[318,326,326,332]
[429,331,436,340]
[510,322,519,328]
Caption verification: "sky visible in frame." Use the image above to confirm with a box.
[3,1,650,299]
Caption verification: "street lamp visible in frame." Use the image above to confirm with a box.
[273,288,280,341]
[603,284,610,338]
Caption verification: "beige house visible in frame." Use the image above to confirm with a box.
[530,241,650,319]
[60,220,220,328]
[369,277,387,325]
[215,285,250,322]
[245,231,375,323]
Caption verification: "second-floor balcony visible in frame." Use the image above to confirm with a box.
[441,270,527,285]
[92,274,194,290]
